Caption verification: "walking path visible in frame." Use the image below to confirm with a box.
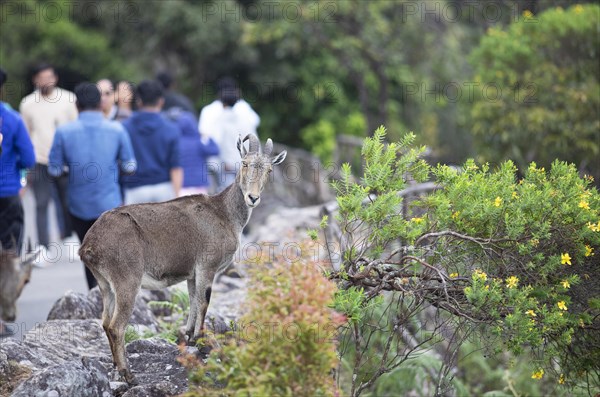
[4,190,88,342]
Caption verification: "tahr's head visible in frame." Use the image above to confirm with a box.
[236,134,287,208]
[0,247,40,322]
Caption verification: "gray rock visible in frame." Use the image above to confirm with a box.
[47,288,159,331]
[125,338,189,390]
[246,205,322,244]
[1,322,195,395]
[110,381,129,396]
[0,351,32,396]
[47,290,101,320]
[11,357,111,397]
[121,380,182,397]
[204,311,231,334]
[2,320,112,372]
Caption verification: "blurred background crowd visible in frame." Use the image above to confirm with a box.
[1,64,260,266]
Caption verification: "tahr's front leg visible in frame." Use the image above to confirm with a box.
[186,278,198,343]
[191,272,216,344]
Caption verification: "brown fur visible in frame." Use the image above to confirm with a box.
[80,136,286,384]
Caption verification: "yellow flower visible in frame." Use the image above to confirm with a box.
[530,238,539,247]
[578,200,590,210]
[526,309,537,317]
[512,191,518,199]
[579,318,585,328]
[532,369,544,380]
[574,4,583,14]
[561,280,570,289]
[494,197,502,207]
[411,217,424,224]
[523,10,533,19]
[473,269,488,281]
[585,245,594,257]
[557,301,568,311]
[506,276,519,289]
[451,211,460,220]
[449,272,458,278]
[561,253,572,265]
[587,222,599,232]
[558,374,565,384]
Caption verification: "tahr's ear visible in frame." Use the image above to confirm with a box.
[22,246,42,267]
[237,135,246,157]
[271,150,287,165]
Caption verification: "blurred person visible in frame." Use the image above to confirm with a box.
[48,83,136,289]
[121,79,182,204]
[165,107,219,196]
[97,79,117,120]
[0,67,36,253]
[156,71,196,115]
[198,77,260,190]
[114,80,135,121]
[19,63,77,251]
[0,67,36,337]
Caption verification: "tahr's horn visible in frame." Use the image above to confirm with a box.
[264,138,273,156]
[247,134,259,154]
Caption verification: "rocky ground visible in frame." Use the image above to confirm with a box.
[0,275,246,397]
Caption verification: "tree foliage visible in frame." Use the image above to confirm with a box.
[0,0,140,101]
[2,0,598,170]
[468,4,600,181]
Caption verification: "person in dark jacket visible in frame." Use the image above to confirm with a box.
[165,107,219,196]
[156,71,196,116]
[0,67,36,253]
[121,80,182,203]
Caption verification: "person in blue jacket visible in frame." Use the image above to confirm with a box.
[165,107,219,196]
[48,82,137,289]
[0,67,36,254]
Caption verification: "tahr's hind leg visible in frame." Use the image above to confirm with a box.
[91,268,118,367]
[108,285,139,385]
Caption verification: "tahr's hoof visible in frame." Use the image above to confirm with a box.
[119,369,139,386]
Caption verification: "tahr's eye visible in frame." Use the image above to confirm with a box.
[242,162,248,168]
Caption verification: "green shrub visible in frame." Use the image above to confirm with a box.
[148,288,190,344]
[185,244,346,397]
[327,127,599,395]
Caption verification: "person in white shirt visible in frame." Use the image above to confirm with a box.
[19,63,78,249]
[198,77,260,191]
